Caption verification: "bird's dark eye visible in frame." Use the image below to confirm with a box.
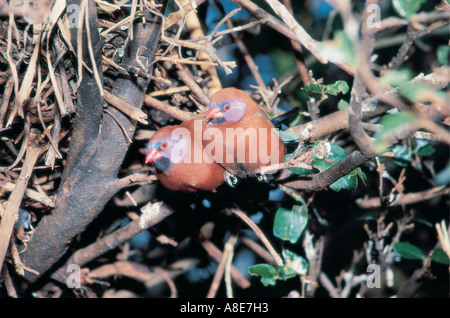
[223,104,231,111]
[160,141,168,150]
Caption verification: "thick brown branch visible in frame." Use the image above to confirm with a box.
[279,150,370,191]
[348,0,379,157]
[20,1,168,282]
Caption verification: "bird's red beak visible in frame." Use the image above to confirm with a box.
[145,148,162,164]
[207,106,223,119]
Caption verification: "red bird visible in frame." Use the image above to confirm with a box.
[145,117,226,192]
[203,88,285,178]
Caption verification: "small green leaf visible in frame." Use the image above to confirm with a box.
[411,217,433,228]
[393,242,424,260]
[319,30,357,67]
[304,83,325,95]
[329,171,358,192]
[437,45,450,66]
[273,203,308,244]
[248,264,278,286]
[380,69,413,87]
[287,166,314,176]
[390,144,413,167]
[415,139,435,157]
[288,113,302,127]
[326,81,349,96]
[355,167,367,186]
[280,131,299,144]
[430,248,450,265]
[284,152,314,176]
[373,112,417,153]
[338,99,349,110]
[312,142,348,172]
[392,0,426,19]
[398,82,447,104]
[271,49,297,77]
[312,142,360,191]
[282,249,309,275]
[276,265,298,280]
[304,81,349,97]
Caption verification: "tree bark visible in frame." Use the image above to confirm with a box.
[21,0,167,282]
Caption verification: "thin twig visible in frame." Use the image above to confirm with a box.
[229,208,283,266]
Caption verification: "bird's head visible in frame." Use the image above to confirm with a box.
[207,88,255,125]
[145,126,187,172]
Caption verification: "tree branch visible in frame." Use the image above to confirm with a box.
[20,1,168,282]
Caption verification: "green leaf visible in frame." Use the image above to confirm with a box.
[312,142,359,192]
[282,249,309,275]
[398,82,447,104]
[276,265,298,280]
[273,203,308,244]
[318,30,357,67]
[288,113,302,127]
[326,81,349,96]
[411,217,433,228]
[248,264,278,286]
[271,49,297,77]
[279,131,299,144]
[284,152,314,176]
[355,167,367,186]
[380,69,413,87]
[389,144,413,167]
[287,166,314,176]
[430,248,450,265]
[386,140,435,167]
[304,81,350,97]
[329,170,358,192]
[437,45,450,66]
[393,242,424,260]
[415,139,435,157]
[392,0,426,19]
[304,83,325,95]
[338,99,349,110]
[373,112,417,153]
[312,142,347,172]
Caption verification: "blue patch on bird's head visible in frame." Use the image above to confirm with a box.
[146,133,187,172]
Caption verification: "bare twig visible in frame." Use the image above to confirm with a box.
[357,185,449,209]
[200,239,251,290]
[144,95,194,121]
[206,233,238,298]
[0,129,44,268]
[229,208,283,266]
[104,90,149,125]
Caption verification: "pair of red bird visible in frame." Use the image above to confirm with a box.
[145,88,285,192]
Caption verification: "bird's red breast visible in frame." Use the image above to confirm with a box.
[202,88,285,177]
[145,118,226,192]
